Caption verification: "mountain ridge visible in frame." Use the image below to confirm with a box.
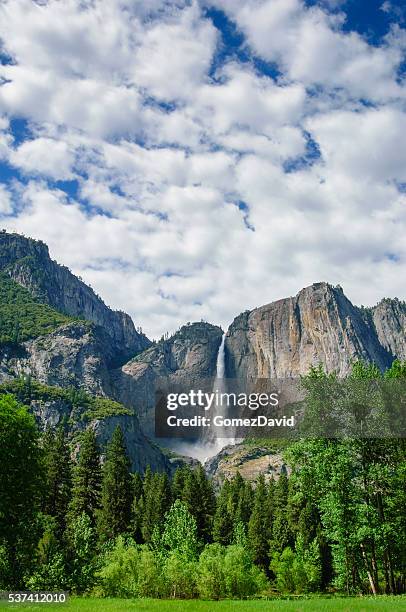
[0,231,405,464]
[0,230,150,361]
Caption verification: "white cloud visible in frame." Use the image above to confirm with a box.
[0,185,12,215]
[0,0,406,337]
[214,0,404,102]
[10,138,75,180]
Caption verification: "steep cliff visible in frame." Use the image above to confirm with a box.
[0,231,150,361]
[371,298,406,362]
[0,321,114,395]
[225,282,393,379]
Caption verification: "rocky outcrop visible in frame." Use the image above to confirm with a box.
[115,322,223,436]
[225,282,393,380]
[0,231,150,361]
[371,298,406,362]
[0,321,114,395]
[205,443,289,486]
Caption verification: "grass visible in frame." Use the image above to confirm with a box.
[1,597,405,611]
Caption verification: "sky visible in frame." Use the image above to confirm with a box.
[0,0,406,339]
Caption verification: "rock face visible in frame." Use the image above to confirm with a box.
[371,298,406,362]
[225,282,395,380]
[115,322,223,436]
[0,232,150,361]
[0,322,114,395]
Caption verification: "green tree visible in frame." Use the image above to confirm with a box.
[69,512,96,593]
[42,425,72,535]
[197,543,226,600]
[98,426,132,541]
[186,465,215,543]
[212,480,233,545]
[0,394,42,587]
[248,475,271,570]
[159,500,199,561]
[130,472,144,543]
[270,472,293,556]
[223,544,268,598]
[163,551,197,599]
[142,472,172,542]
[27,516,68,591]
[68,429,101,527]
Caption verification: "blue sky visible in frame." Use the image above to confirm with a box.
[0,0,406,337]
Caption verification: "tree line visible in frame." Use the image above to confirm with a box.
[0,360,405,599]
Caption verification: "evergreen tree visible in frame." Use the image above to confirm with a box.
[142,472,171,542]
[42,425,72,536]
[68,429,101,527]
[270,472,293,556]
[212,480,233,545]
[98,426,132,541]
[248,475,271,570]
[195,464,216,543]
[233,476,253,527]
[171,465,187,500]
[181,465,216,543]
[130,472,144,543]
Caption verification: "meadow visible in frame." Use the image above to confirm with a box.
[1,596,406,612]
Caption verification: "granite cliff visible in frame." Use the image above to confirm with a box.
[224,282,403,380]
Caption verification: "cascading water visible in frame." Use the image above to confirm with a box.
[170,330,235,463]
[201,331,236,457]
[216,332,226,379]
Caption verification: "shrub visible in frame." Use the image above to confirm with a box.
[163,551,197,599]
[97,537,139,598]
[197,543,226,600]
[223,545,268,598]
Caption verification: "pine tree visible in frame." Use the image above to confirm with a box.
[194,464,216,543]
[98,426,132,541]
[68,429,101,527]
[142,472,172,542]
[42,425,72,536]
[212,480,233,545]
[248,474,271,570]
[130,472,144,543]
[270,472,292,556]
[233,475,253,527]
[171,465,187,501]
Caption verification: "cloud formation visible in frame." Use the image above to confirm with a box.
[0,0,405,337]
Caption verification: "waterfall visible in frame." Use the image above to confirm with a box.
[216,333,226,379]
[170,331,234,463]
[202,331,233,452]
[207,332,227,443]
